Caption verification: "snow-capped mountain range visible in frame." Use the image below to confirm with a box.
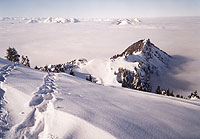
[0,17,80,24]
[0,17,142,25]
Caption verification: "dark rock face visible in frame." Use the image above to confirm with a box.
[111,40,145,59]
[112,39,171,92]
[116,64,151,92]
[123,40,145,56]
[116,66,151,91]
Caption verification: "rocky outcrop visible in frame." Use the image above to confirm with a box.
[116,64,151,92]
[112,39,171,92]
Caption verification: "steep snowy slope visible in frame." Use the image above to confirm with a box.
[0,58,200,139]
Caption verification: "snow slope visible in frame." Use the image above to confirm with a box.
[0,58,200,139]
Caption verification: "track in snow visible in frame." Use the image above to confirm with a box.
[29,72,56,107]
[9,72,58,139]
[0,64,16,138]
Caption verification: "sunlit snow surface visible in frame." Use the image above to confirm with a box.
[0,58,200,139]
[0,17,200,95]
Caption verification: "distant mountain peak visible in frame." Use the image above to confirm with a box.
[114,18,141,25]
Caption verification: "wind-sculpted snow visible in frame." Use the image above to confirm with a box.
[54,73,200,139]
[0,64,16,138]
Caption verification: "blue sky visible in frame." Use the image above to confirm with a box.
[0,0,200,17]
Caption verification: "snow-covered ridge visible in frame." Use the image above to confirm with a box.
[36,39,170,92]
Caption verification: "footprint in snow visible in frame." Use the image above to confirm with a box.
[29,95,44,106]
